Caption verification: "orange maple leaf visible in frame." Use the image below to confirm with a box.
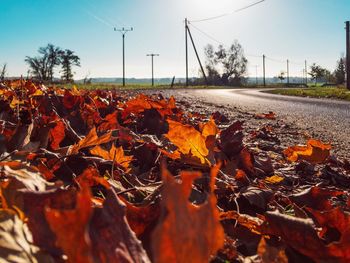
[69,127,113,155]
[284,139,331,164]
[165,119,209,164]
[90,144,133,171]
[151,164,225,263]
[199,118,219,139]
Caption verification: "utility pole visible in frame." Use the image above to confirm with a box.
[255,65,259,85]
[287,59,290,85]
[263,55,266,86]
[346,21,350,90]
[185,18,189,86]
[186,23,208,85]
[305,60,308,86]
[147,53,159,86]
[114,27,133,87]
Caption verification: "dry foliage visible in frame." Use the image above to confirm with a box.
[0,79,349,262]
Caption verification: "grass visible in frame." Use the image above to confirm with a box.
[56,82,238,90]
[57,82,164,90]
[265,86,350,101]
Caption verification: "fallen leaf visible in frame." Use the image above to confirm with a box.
[290,186,343,210]
[63,89,82,109]
[151,164,224,263]
[165,119,209,164]
[90,144,133,171]
[265,175,284,184]
[0,161,53,192]
[284,139,331,164]
[89,188,151,263]
[49,119,66,150]
[77,166,110,189]
[219,121,244,158]
[257,237,288,263]
[45,184,94,263]
[69,127,113,154]
[0,209,54,263]
[20,188,77,255]
[219,210,263,235]
[125,201,161,237]
[262,210,350,262]
[241,186,273,211]
[255,112,276,120]
[199,118,219,138]
[98,111,120,132]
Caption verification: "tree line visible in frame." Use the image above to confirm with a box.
[199,40,346,86]
[0,41,346,86]
[308,58,346,85]
[25,44,80,83]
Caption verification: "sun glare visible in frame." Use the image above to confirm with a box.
[189,0,246,11]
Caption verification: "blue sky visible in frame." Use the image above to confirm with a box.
[0,0,349,79]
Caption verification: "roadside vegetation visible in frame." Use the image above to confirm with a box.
[266,86,350,101]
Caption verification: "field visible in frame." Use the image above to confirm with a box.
[266,86,350,101]
[58,82,238,90]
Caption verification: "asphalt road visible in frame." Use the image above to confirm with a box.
[162,88,350,158]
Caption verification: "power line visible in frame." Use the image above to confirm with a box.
[85,10,114,28]
[189,23,262,58]
[188,23,223,45]
[187,17,310,84]
[190,0,266,23]
[289,60,305,66]
[246,53,263,58]
[265,56,285,64]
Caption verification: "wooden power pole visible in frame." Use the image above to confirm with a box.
[287,59,290,85]
[185,18,189,86]
[147,54,159,86]
[305,60,308,86]
[263,55,266,86]
[114,27,133,87]
[346,21,350,90]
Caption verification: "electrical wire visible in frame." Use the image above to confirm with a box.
[190,0,266,23]
[246,53,263,58]
[188,18,309,77]
[188,23,262,58]
[189,23,224,45]
[265,56,285,64]
[289,60,305,66]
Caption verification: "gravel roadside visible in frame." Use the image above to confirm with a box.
[144,88,350,160]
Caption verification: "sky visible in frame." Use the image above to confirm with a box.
[0,0,350,79]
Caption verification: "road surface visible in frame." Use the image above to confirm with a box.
[161,88,350,158]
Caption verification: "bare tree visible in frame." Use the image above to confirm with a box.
[25,56,45,80]
[39,44,62,81]
[60,49,81,82]
[25,44,62,82]
[83,71,92,84]
[0,63,7,81]
[204,40,248,86]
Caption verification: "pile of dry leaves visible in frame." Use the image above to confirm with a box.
[0,79,350,263]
